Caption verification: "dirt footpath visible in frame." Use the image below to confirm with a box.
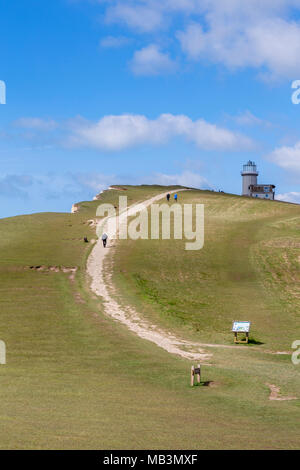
[87,190,211,362]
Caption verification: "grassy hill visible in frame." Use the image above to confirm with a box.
[113,190,300,350]
[0,185,299,449]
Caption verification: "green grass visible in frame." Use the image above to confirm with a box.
[0,186,299,449]
[113,190,300,350]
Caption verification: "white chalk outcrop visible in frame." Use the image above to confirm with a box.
[71,204,79,213]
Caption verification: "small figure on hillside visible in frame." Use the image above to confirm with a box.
[166,193,170,202]
[84,236,88,243]
[174,193,178,202]
[102,232,108,248]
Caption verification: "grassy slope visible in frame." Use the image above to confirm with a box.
[0,186,299,449]
[113,190,300,349]
[111,189,300,448]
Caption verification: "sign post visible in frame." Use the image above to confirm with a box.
[232,321,251,344]
[190,364,201,386]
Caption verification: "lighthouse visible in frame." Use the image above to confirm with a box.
[241,160,275,200]
[241,160,258,196]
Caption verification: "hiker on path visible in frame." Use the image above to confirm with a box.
[102,232,108,248]
[166,193,170,202]
[174,193,178,202]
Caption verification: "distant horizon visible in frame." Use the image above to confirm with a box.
[1,181,298,221]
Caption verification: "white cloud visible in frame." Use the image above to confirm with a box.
[0,172,115,201]
[130,44,176,75]
[0,174,33,199]
[268,141,300,171]
[177,23,205,60]
[105,3,164,33]
[67,113,254,151]
[74,173,117,192]
[14,117,57,131]
[104,0,200,32]
[98,0,300,79]
[153,170,211,189]
[100,35,131,48]
[177,17,300,79]
[277,191,300,203]
[232,110,273,127]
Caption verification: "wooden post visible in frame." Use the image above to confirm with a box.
[197,364,201,384]
[191,365,201,386]
[234,331,249,343]
[191,365,194,387]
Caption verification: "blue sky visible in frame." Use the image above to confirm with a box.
[1,0,300,217]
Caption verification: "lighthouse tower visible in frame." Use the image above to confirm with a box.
[241,160,258,196]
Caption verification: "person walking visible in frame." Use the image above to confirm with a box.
[102,232,108,248]
[166,193,170,202]
[174,193,178,202]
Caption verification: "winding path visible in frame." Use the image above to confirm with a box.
[86,190,291,361]
[87,190,213,362]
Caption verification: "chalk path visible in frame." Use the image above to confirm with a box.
[87,190,213,362]
[86,190,292,362]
